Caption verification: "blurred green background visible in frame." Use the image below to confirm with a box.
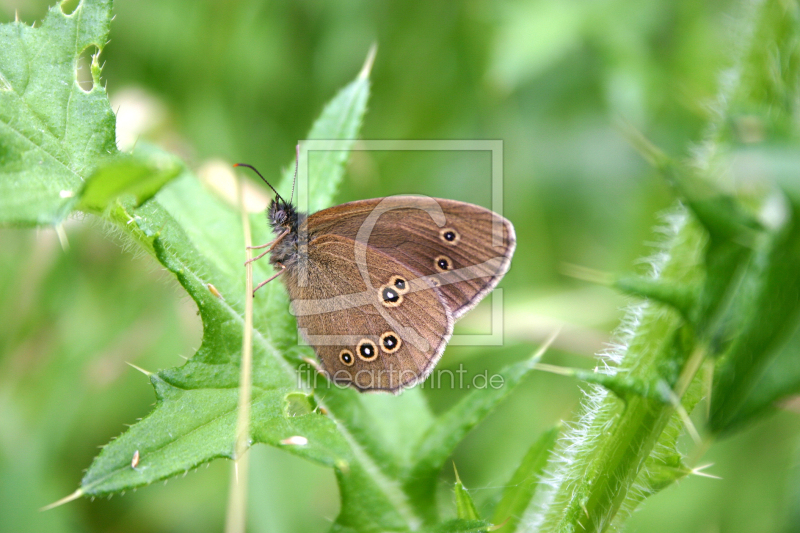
[2,0,800,531]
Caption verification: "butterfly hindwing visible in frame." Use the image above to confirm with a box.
[281,233,453,392]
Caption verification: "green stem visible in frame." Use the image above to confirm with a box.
[528,0,798,528]
[575,396,681,532]
[536,211,706,533]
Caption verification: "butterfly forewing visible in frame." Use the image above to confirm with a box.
[281,233,453,392]
[305,196,516,319]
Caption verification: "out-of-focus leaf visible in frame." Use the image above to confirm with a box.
[711,153,800,430]
[454,465,481,521]
[281,46,373,214]
[706,1,800,428]
[710,188,800,434]
[489,2,584,90]
[721,299,800,430]
[492,425,560,533]
[0,0,117,226]
[420,519,492,533]
[649,155,763,341]
[76,147,182,213]
[403,350,545,522]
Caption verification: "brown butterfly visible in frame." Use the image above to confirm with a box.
[237,163,515,393]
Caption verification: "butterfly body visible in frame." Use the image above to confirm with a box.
[261,194,515,393]
[266,198,303,266]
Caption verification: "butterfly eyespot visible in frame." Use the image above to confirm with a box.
[440,228,460,245]
[380,285,403,307]
[380,331,402,354]
[339,349,355,366]
[357,339,378,361]
[435,255,452,272]
[388,275,409,294]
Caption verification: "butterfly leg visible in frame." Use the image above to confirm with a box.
[253,262,285,296]
[247,242,274,250]
[245,229,289,266]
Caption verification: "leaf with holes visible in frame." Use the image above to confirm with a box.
[0,0,117,226]
[10,2,543,531]
[68,22,429,531]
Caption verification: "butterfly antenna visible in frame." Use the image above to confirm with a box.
[290,143,299,205]
[233,163,284,203]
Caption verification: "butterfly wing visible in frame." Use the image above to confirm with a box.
[305,196,515,319]
[281,233,453,392]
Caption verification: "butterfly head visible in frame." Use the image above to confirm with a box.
[232,162,299,234]
[268,196,299,233]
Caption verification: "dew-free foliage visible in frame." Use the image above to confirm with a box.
[2,1,800,532]
[0,2,548,531]
[0,0,117,225]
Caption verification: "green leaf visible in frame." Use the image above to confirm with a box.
[700,151,800,432]
[277,45,374,214]
[82,376,287,494]
[492,425,560,533]
[8,4,542,531]
[526,1,800,530]
[453,465,481,521]
[318,385,434,481]
[80,195,301,494]
[420,519,492,533]
[704,0,800,434]
[0,0,117,226]
[709,188,800,433]
[76,145,182,213]
[66,32,419,532]
[715,318,800,432]
[403,348,546,523]
[649,156,763,341]
[615,276,695,320]
[607,368,707,529]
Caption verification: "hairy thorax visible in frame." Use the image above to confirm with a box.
[267,197,307,268]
